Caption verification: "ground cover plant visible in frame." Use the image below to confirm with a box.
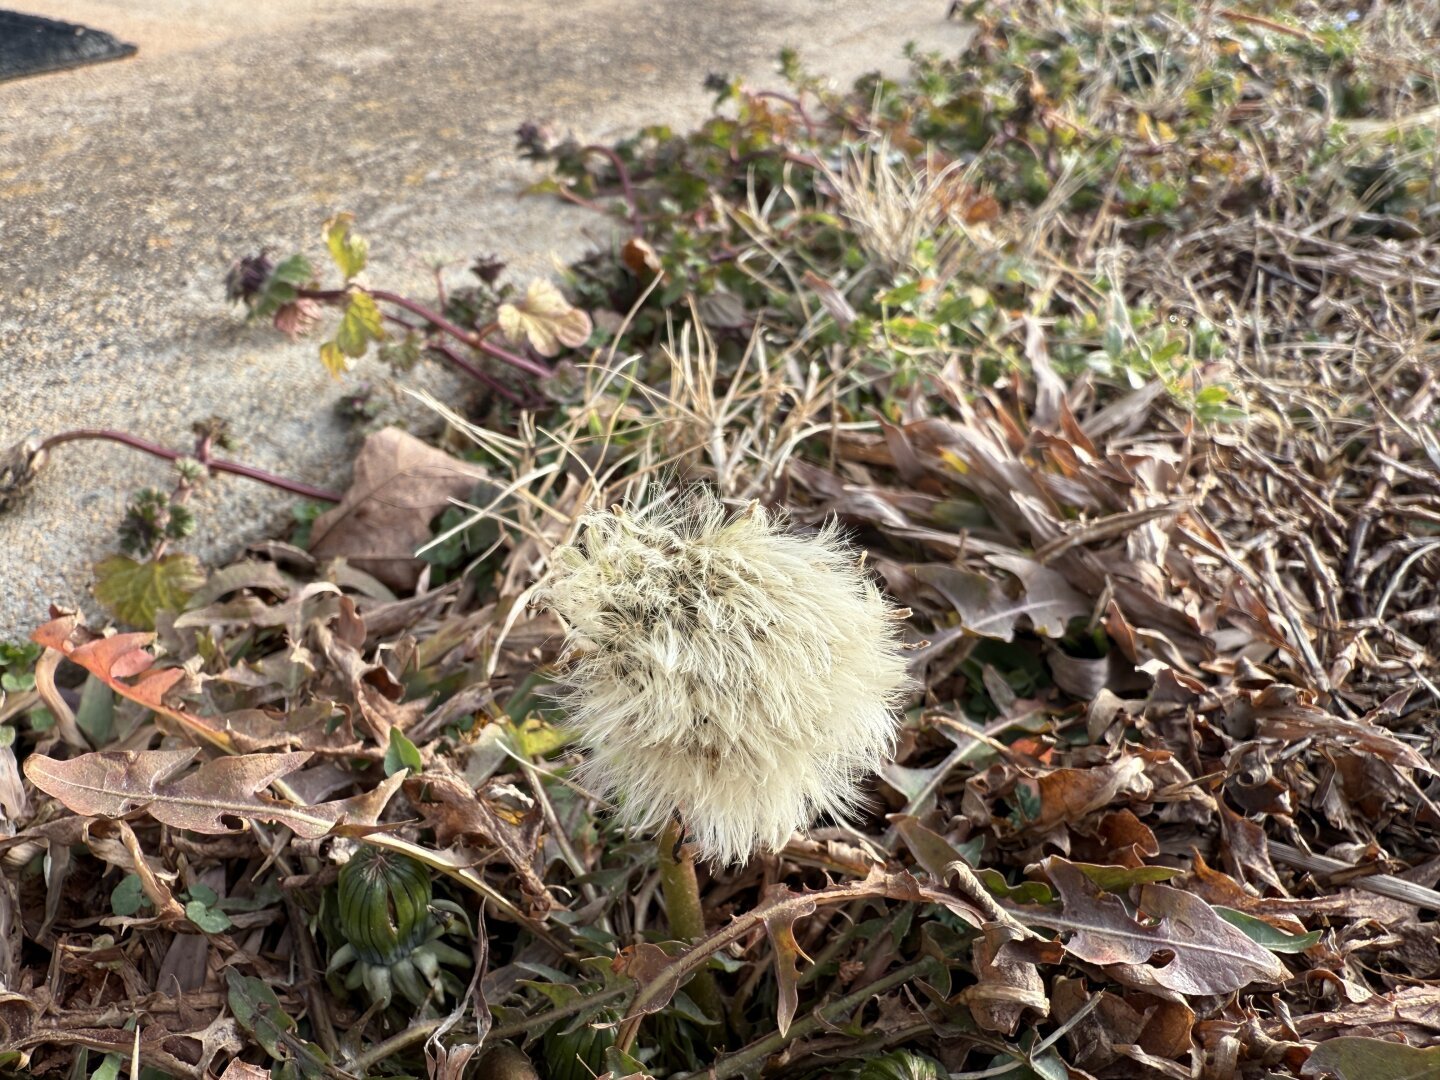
[2,0,1439,1076]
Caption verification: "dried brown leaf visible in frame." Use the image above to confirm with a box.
[1302,1037,1440,1080]
[404,773,551,910]
[913,555,1089,643]
[760,883,817,1037]
[307,427,488,591]
[497,279,592,357]
[961,924,1047,1034]
[1033,856,1289,994]
[24,748,402,839]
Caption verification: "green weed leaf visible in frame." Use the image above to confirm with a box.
[324,212,368,280]
[334,290,386,358]
[1303,1037,1440,1079]
[94,553,206,630]
[384,726,423,777]
[1215,906,1322,953]
[110,874,150,917]
[249,253,315,319]
[227,970,292,1053]
[186,898,232,933]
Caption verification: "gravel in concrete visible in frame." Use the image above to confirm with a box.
[0,0,967,642]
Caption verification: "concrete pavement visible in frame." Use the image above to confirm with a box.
[0,0,966,641]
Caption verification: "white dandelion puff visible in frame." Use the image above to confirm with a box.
[537,486,912,866]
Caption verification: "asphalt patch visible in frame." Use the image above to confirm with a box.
[0,11,136,82]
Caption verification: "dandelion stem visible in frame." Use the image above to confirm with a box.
[656,817,725,1030]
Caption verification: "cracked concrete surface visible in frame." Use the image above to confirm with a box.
[0,0,966,641]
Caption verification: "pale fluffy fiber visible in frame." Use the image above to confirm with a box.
[538,488,911,865]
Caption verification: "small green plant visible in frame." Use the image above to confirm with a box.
[327,846,472,1010]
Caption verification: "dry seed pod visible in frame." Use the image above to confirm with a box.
[538,486,911,865]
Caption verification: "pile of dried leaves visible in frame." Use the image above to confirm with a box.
[2,0,1439,1077]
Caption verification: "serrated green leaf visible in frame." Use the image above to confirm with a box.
[186,899,232,933]
[324,212,368,280]
[335,290,386,358]
[384,726,423,777]
[1214,906,1321,953]
[93,553,206,630]
[271,253,314,287]
[247,254,315,321]
[111,873,150,917]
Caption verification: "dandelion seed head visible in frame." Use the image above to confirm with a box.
[538,486,911,865]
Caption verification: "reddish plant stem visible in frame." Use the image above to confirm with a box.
[37,429,342,503]
[303,286,553,381]
[150,429,211,561]
[553,186,614,216]
[425,341,529,406]
[581,144,642,234]
[749,89,818,139]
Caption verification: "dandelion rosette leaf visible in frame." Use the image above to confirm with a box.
[538,487,911,865]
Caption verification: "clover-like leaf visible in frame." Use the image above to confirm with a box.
[186,898,233,933]
[111,873,150,917]
[497,279,593,357]
[324,212,368,281]
[94,553,207,630]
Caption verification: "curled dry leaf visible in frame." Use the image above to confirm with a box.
[961,923,1048,1034]
[760,883,818,1037]
[496,279,593,357]
[403,772,551,911]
